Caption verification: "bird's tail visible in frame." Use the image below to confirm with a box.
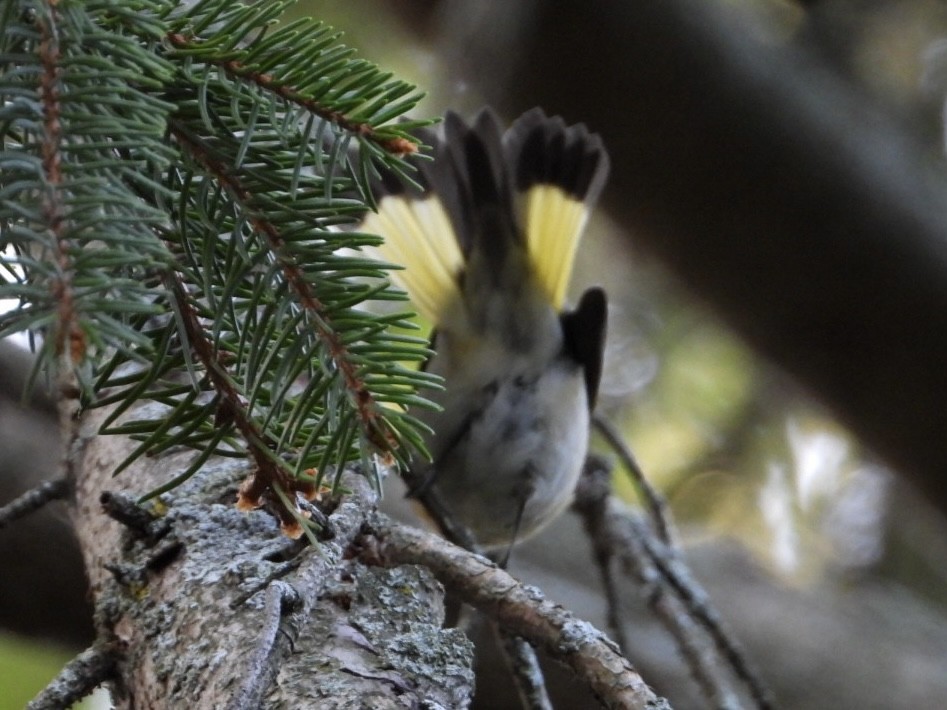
[359,108,609,324]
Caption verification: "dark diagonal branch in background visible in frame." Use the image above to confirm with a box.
[636,513,772,709]
[593,414,674,545]
[464,0,947,516]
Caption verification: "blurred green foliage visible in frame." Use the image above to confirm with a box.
[0,633,92,709]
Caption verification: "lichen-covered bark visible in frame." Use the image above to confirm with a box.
[72,407,474,708]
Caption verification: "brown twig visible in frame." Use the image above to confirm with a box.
[37,5,89,493]
[165,33,418,156]
[37,7,84,367]
[366,515,670,710]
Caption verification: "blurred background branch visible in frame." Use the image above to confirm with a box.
[423,0,947,519]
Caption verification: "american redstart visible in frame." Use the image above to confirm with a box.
[362,108,609,549]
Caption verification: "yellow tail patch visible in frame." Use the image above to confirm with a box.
[524,184,590,311]
[361,195,464,326]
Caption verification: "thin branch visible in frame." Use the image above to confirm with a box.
[592,414,673,545]
[366,516,670,710]
[0,478,70,529]
[634,516,773,710]
[226,581,300,710]
[166,270,301,531]
[27,645,117,710]
[170,122,396,462]
[494,625,553,710]
[574,456,744,709]
[165,33,418,156]
[570,459,630,654]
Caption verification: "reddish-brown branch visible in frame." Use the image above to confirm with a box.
[166,33,418,156]
[169,125,394,453]
[167,125,398,532]
[38,11,84,365]
[167,272,301,531]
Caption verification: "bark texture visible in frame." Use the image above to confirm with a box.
[71,405,474,708]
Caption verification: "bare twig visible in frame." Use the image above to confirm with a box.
[27,644,117,710]
[634,517,773,710]
[0,477,70,529]
[367,515,670,710]
[226,581,300,710]
[570,459,630,654]
[100,490,154,531]
[495,625,554,710]
[592,414,673,545]
[574,456,744,708]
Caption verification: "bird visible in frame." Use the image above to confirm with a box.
[360,107,609,550]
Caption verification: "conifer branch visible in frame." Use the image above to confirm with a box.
[166,32,419,157]
[2,0,434,537]
[37,7,83,365]
[169,120,395,455]
[167,120,399,529]
[165,269,302,532]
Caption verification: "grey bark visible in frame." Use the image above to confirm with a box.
[70,405,474,708]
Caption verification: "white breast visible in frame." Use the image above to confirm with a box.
[419,345,590,548]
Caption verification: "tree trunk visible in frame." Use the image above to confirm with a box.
[71,405,474,708]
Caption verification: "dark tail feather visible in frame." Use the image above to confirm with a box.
[560,286,608,409]
[506,107,610,207]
